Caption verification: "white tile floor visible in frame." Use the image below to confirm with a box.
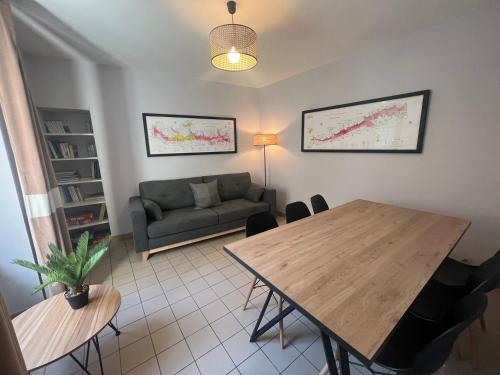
[31,230,488,375]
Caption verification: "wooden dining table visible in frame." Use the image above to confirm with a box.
[224,199,470,374]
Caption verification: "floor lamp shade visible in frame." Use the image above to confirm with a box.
[253,134,277,186]
[253,134,277,146]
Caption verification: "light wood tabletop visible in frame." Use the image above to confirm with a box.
[224,199,470,362]
[13,284,121,371]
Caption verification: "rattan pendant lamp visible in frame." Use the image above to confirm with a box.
[209,1,257,71]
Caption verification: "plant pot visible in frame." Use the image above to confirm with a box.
[64,285,89,310]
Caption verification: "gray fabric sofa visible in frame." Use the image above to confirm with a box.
[129,172,276,257]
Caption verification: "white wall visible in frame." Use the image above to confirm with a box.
[0,115,43,314]
[22,4,500,263]
[23,55,262,235]
[258,5,500,263]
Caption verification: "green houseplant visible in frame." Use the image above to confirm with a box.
[13,231,110,310]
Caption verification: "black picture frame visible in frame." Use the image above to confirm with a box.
[142,113,237,157]
[301,90,430,153]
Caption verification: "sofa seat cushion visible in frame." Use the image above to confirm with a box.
[210,199,269,224]
[147,206,218,238]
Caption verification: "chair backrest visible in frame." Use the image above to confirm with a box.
[246,211,278,237]
[413,293,488,374]
[310,194,329,214]
[468,250,500,294]
[285,201,311,223]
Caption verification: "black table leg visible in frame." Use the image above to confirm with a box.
[321,331,339,375]
[93,335,104,375]
[321,331,352,375]
[107,321,121,336]
[250,290,273,342]
[249,290,295,343]
[338,346,350,375]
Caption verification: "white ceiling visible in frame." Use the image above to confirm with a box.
[13,0,494,88]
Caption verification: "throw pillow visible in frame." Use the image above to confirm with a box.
[142,199,163,221]
[189,179,221,209]
[245,183,265,202]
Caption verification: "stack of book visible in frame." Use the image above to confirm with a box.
[55,171,80,183]
[87,143,97,157]
[48,141,79,159]
[91,160,101,178]
[66,212,94,227]
[45,121,70,133]
[84,192,105,202]
[60,186,83,203]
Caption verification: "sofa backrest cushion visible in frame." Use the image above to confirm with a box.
[202,172,251,201]
[139,177,202,210]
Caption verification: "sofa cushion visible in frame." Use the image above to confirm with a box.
[189,179,221,209]
[244,183,265,203]
[140,177,202,210]
[147,206,218,238]
[210,198,269,224]
[142,199,163,221]
[203,172,251,201]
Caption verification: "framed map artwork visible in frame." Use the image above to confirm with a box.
[301,90,430,153]
[143,113,237,156]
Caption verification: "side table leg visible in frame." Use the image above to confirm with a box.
[85,340,90,368]
[108,321,121,336]
[92,335,105,375]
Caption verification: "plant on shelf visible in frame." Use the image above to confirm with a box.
[12,231,110,310]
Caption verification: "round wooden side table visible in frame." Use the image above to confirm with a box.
[13,284,121,374]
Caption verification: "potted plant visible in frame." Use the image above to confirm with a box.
[13,231,110,310]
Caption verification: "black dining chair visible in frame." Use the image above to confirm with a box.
[310,194,329,214]
[285,201,311,223]
[409,250,500,369]
[373,293,488,375]
[242,212,287,348]
[411,250,500,322]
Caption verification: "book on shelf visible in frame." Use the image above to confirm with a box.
[98,203,107,221]
[89,230,109,245]
[60,185,84,203]
[87,143,97,157]
[48,141,79,159]
[55,171,80,183]
[45,121,70,134]
[66,212,94,226]
[90,160,101,178]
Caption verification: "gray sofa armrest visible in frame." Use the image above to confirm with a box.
[129,196,149,252]
[261,187,277,217]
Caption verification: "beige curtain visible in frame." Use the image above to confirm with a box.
[0,290,27,375]
[0,0,71,295]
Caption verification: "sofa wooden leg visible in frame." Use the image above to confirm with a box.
[243,276,257,310]
[142,251,150,263]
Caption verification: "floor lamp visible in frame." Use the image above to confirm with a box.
[253,134,277,186]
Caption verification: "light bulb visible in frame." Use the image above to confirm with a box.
[227,46,241,64]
